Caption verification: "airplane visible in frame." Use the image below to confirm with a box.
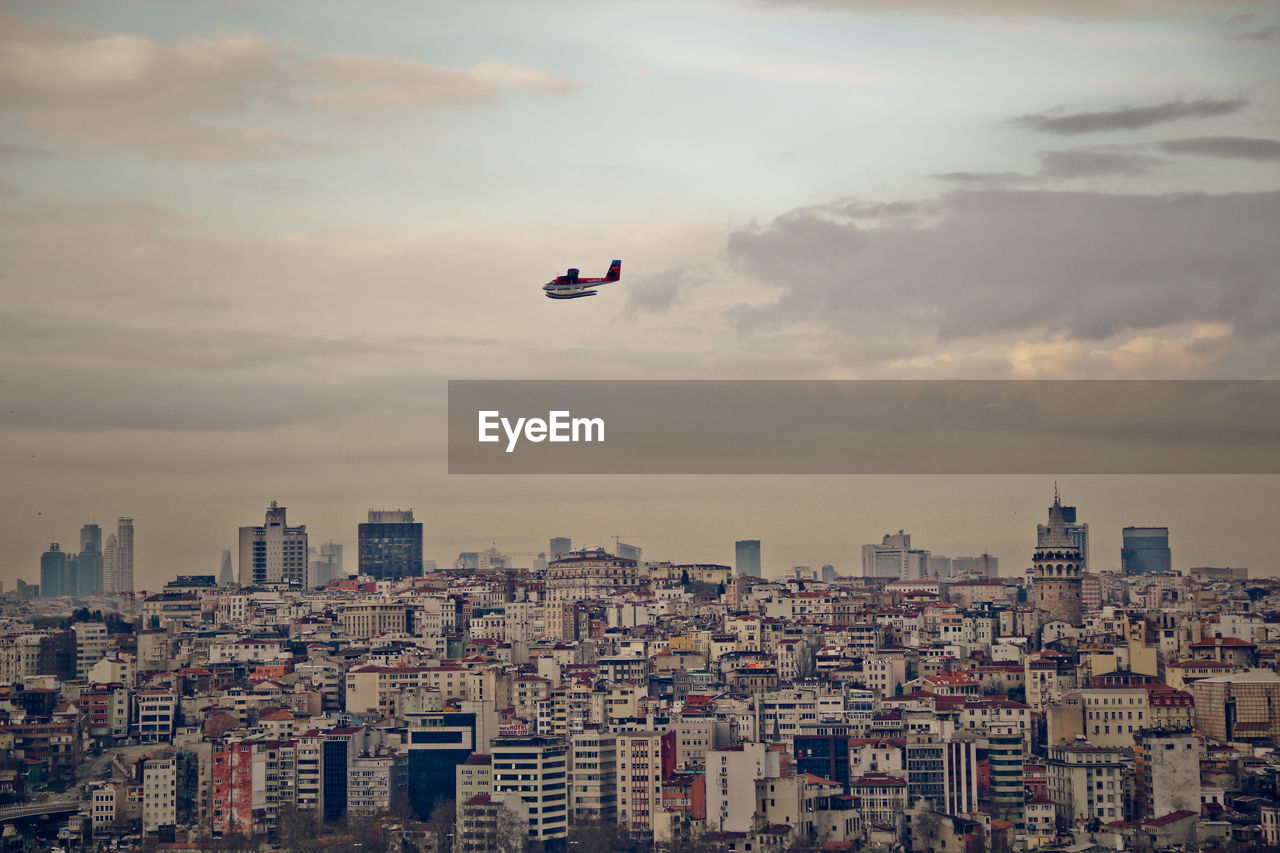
[543,260,621,299]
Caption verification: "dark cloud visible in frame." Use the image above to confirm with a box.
[1013,96,1248,135]
[1157,136,1280,160]
[1227,23,1279,42]
[933,171,1031,188]
[726,189,1280,343]
[1036,147,1166,178]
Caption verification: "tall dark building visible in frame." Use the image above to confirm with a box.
[549,537,572,560]
[80,523,102,555]
[735,539,761,577]
[1122,527,1172,575]
[41,543,68,598]
[406,711,481,819]
[358,509,423,581]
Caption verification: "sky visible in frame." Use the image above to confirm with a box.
[2,0,1278,589]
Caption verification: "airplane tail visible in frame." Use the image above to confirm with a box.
[605,260,621,281]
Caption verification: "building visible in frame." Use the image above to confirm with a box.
[707,743,779,832]
[309,542,343,588]
[1044,504,1090,571]
[1192,671,1280,745]
[238,501,308,587]
[735,540,761,578]
[104,516,134,594]
[986,724,1025,828]
[141,755,177,835]
[549,537,572,560]
[40,543,68,597]
[1032,492,1083,627]
[1121,526,1171,575]
[1046,739,1127,826]
[358,509,423,581]
[490,736,569,843]
[569,728,617,823]
[218,550,233,586]
[616,731,663,836]
[1134,729,1199,819]
[862,530,931,580]
[545,549,644,606]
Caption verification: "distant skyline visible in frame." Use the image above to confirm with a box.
[2,1,1276,589]
[7,477,1273,591]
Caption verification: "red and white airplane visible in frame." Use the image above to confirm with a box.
[543,260,621,299]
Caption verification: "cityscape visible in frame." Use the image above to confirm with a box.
[1,492,1275,853]
[4,0,1279,852]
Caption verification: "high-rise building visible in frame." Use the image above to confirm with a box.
[218,550,233,586]
[549,537,572,560]
[490,736,569,843]
[616,541,642,562]
[862,530,930,580]
[80,523,102,555]
[75,549,103,597]
[951,554,998,577]
[1032,492,1083,626]
[1134,729,1200,819]
[358,510,423,581]
[104,517,134,594]
[103,534,118,594]
[238,501,307,587]
[41,543,68,598]
[1122,527,1172,575]
[735,539,761,577]
[309,542,343,588]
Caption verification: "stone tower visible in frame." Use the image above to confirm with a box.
[1033,488,1083,626]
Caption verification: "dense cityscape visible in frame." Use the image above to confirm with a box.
[1,492,1274,853]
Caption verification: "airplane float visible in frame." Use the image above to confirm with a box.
[543,260,621,299]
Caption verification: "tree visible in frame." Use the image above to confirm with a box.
[275,805,321,853]
[492,804,527,853]
[424,799,456,853]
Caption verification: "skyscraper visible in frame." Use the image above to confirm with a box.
[549,537,572,560]
[1032,491,1083,626]
[41,543,68,597]
[358,509,423,581]
[80,523,102,555]
[735,539,761,577]
[862,530,930,580]
[77,523,104,596]
[218,550,233,586]
[105,516,134,594]
[238,501,308,587]
[1121,527,1172,575]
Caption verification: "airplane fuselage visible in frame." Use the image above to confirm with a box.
[543,260,621,300]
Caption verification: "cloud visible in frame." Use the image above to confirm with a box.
[1013,96,1248,135]
[1036,147,1166,178]
[1226,23,1279,42]
[0,12,577,161]
[303,55,575,109]
[226,173,311,193]
[726,189,1280,347]
[0,142,53,159]
[1157,136,1280,160]
[754,0,1261,18]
